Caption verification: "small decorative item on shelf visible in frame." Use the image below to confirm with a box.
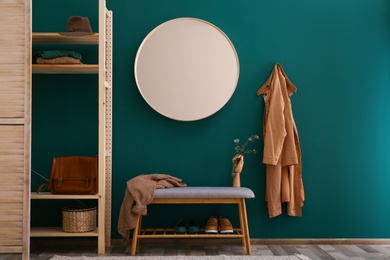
[62,206,96,233]
[232,134,259,187]
[60,16,94,36]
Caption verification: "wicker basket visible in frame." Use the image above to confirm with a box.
[62,206,96,233]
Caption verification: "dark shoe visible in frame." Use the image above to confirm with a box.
[187,218,200,234]
[204,216,218,233]
[219,216,233,233]
[174,218,187,233]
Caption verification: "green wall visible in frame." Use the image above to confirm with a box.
[32,0,390,239]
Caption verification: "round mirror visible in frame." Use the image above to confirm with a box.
[134,18,239,121]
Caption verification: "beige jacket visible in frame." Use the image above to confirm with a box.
[257,63,304,218]
[118,174,187,241]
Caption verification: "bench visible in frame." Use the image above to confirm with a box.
[131,186,255,255]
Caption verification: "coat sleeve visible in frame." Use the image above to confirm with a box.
[262,69,287,165]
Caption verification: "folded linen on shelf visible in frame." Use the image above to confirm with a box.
[36,57,82,64]
[33,50,83,64]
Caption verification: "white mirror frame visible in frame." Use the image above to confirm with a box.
[134,17,240,121]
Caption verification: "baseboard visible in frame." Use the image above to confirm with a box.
[250,238,390,244]
[111,238,390,245]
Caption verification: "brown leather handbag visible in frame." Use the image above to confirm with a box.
[37,156,98,195]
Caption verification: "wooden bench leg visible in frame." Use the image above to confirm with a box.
[238,203,245,247]
[238,198,251,255]
[131,214,142,256]
[137,215,143,248]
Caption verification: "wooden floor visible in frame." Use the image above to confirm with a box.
[1,238,390,260]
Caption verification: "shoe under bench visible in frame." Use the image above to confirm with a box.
[131,186,255,256]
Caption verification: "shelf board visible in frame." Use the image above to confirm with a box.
[31,227,99,237]
[32,64,99,74]
[32,33,99,44]
[31,192,100,200]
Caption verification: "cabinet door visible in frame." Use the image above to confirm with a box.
[0,0,31,257]
[0,126,29,253]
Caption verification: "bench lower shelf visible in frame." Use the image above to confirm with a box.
[138,228,244,239]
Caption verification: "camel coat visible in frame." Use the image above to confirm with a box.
[257,63,304,218]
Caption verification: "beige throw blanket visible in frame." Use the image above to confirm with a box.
[118,174,187,241]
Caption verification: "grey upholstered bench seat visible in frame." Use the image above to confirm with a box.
[154,186,255,199]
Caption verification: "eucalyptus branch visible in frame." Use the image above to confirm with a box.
[234,134,259,155]
[232,134,259,177]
